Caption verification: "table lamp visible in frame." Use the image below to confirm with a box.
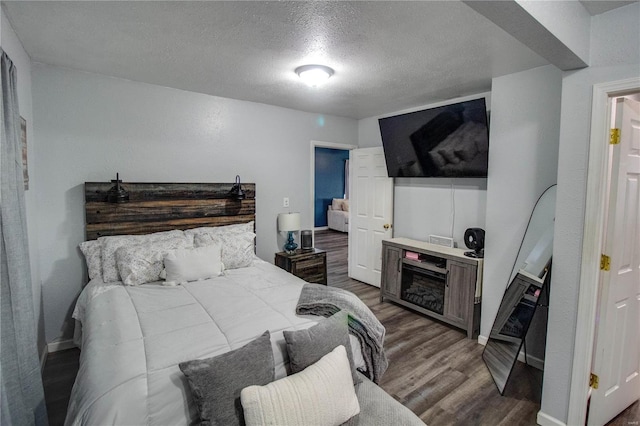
[278,212,301,254]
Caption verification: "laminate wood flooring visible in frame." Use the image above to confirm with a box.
[314,230,541,425]
[41,230,638,425]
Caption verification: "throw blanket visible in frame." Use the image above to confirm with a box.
[296,284,388,383]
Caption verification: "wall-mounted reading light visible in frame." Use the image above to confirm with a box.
[228,175,246,200]
[107,173,129,203]
[295,64,334,87]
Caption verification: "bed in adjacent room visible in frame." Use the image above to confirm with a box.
[67,181,424,426]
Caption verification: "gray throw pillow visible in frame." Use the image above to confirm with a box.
[179,331,274,426]
[284,310,361,385]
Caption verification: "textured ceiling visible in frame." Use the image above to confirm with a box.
[2,1,629,119]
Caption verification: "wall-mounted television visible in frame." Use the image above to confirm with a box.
[379,97,489,178]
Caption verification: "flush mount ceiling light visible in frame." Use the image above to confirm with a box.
[295,64,334,87]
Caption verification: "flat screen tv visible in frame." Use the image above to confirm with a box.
[379,97,489,178]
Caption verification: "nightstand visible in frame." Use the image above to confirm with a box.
[274,249,327,285]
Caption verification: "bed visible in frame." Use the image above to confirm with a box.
[67,181,424,425]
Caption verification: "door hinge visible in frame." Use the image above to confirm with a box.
[590,373,599,389]
[600,254,611,271]
[610,128,620,145]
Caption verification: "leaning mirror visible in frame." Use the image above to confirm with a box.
[483,184,556,394]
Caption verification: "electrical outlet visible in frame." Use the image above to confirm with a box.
[283,197,289,208]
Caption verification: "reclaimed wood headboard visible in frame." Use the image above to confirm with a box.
[84,182,256,240]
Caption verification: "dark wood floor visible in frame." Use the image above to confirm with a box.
[42,229,639,425]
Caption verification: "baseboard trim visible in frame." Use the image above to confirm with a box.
[47,338,77,353]
[477,335,544,370]
[537,410,566,426]
[520,352,544,371]
[314,226,329,231]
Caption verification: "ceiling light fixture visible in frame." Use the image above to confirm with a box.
[295,64,334,87]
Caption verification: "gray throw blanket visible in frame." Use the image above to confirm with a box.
[296,283,388,384]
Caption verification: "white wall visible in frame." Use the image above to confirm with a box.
[31,64,357,343]
[481,64,562,351]
[1,6,45,352]
[358,93,491,247]
[542,3,640,423]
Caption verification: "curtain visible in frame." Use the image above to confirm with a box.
[1,49,48,425]
[344,159,350,199]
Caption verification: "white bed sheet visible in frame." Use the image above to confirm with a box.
[66,258,363,426]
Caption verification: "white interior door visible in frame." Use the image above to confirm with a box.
[348,147,394,287]
[588,97,640,426]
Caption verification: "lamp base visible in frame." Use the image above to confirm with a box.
[284,231,298,254]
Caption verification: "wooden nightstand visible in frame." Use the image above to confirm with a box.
[274,249,327,285]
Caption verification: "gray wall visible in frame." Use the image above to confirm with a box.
[357,93,491,248]
[542,3,640,423]
[31,64,357,343]
[481,65,562,363]
[1,7,45,354]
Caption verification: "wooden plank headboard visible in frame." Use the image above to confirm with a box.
[84,182,256,240]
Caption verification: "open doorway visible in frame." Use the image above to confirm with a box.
[567,79,640,426]
[309,141,357,279]
[314,147,350,231]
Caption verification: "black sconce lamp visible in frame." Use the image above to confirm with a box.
[228,175,246,200]
[107,173,129,203]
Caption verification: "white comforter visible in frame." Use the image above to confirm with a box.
[66,259,352,425]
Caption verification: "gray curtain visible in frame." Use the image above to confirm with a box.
[1,49,48,425]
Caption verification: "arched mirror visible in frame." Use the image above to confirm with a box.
[483,184,556,394]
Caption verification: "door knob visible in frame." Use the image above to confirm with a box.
[383,224,392,230]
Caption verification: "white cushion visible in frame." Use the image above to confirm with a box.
[79,240,102,281]
[240,345,360,426]
[331,198,345,211]
[116,237,191,286]
[184,221,254,243]
[194,231,256,270]
[164,244,223,284]
[99,230,185,282]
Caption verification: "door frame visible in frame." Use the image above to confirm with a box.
[567,77,640,426]
[309,140,357,238]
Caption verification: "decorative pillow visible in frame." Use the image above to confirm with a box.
[116,237,191,286]
[179,331,274,426]
[241,345,360,426]
[283,310,361,385]
[184,221,254,242]
[99,230,185,282]
[79,240,103,281]
[194,231,256,270]
[342,199,350,212]
[164,244,224,284]
[331,198,345,211]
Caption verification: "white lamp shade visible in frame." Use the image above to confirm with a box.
[278,212,301,232]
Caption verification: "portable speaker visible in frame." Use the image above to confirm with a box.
[464,228,485,258]
[300,230,313,251]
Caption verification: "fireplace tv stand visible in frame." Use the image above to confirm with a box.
[380,238,483,338]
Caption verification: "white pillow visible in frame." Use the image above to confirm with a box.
[79,240,103,281]
[164,244,224,284]
[194,231,256,270]
[116,237,191,286]
[184,221,254,243]
[99,230,185,282]
[240,345,360,426]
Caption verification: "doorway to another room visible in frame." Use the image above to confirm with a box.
[314,146,351,232]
